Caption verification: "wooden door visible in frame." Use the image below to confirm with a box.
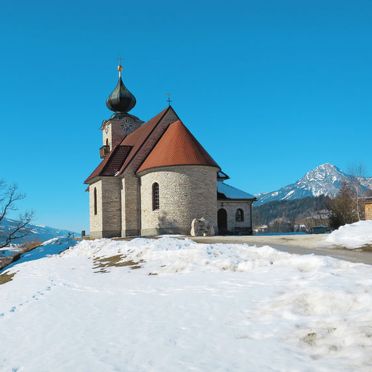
[218,208,228,234]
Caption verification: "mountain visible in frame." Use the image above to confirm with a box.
[256,163,372,206]
[0,218,77,245]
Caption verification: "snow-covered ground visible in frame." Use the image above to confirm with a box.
[1,237,372,371]
[326,220,372,249]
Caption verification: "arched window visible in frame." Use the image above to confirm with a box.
[236,208,244,222]
[152,182,159,211]
[94,187,98,215]
[106,138,109,147]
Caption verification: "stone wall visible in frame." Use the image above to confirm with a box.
[89,180,103,237]
[102,122,113,150]
[139,166,218,236]
[102,116,142,151]
[121,108,179,237]
[121,175,141,237]
[217,200,253,234]
[89,178,122,238]
[365,203,372,220]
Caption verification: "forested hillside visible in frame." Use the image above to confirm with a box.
[253,196,330,231]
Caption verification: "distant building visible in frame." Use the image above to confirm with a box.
[363,197,372,220]
[85,66,256,238]
[254,225,268,234]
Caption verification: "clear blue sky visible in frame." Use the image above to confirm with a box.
[1,0,372,232]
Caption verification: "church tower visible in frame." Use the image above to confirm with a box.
[100,65,143,158]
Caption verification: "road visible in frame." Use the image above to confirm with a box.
[191,234,372,265]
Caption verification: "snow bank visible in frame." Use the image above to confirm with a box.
[1,237,372,371]
[326,220,372,249]
[71,236,352,275]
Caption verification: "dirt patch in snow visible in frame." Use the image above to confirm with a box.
[360,244,372,252]
[93,254,144,273]
[0,271,15,285]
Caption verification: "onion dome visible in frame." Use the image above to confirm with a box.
[106,65,136,113]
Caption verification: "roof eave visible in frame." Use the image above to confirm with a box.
[85,174,120,185]
[218,197,257,202]
[137,164,221,176]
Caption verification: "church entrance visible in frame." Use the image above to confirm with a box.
[218,208,228,234]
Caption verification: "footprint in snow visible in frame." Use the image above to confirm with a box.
[0,281,56,318]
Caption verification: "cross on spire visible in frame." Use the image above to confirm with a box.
[166,93,172,106]
[117,57,123,78]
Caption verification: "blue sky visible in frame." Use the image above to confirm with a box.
[1,0,372,232]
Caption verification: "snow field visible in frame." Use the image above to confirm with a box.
[1,237,372,371]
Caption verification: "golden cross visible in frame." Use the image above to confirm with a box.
[117,57,123,78]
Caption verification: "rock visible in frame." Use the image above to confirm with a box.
[190,217,215,237]
[190,219,198,237]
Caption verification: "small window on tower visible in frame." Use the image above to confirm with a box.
[152,183,159,211]
[106,138,109,147]
[94,187,98,215]
[236,208,244,222]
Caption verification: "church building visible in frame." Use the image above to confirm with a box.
[85,66,256,238]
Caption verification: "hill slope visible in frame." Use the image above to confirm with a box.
[253,196,330,230]
[0,218,76,245]
[1,237,372,371]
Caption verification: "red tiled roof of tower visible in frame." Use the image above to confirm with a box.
[84,107,173,184]
[137,120,220,173]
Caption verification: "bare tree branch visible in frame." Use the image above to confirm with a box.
[0,180,32,248]
[347,163,367,221]
[0,211,33,248]
[0,183,26,224]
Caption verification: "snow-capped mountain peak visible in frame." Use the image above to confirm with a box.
[296,163,349,197]
[256,163,372,205]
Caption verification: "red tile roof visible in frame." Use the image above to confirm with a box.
[137,120,220,173]
[85,107,172,184]
[101,146,132,176]
[84,145,132,183]
[117,107,170,174]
